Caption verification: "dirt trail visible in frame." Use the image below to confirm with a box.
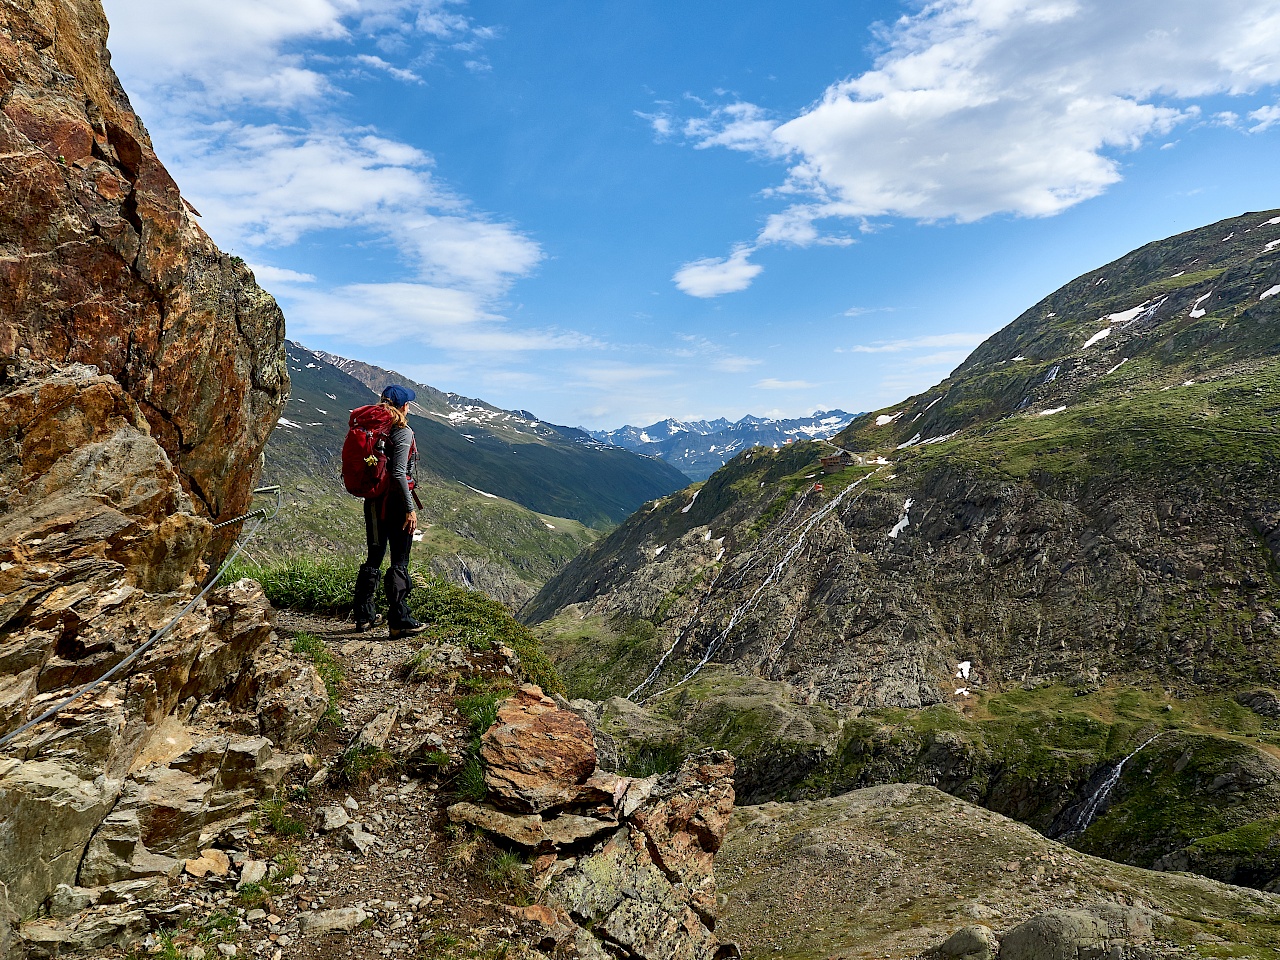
[132,611,550,960]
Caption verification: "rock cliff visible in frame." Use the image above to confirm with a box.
[0,2,316,953]
[0,0,288,543]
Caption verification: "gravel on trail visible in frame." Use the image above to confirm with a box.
[127,610,554,960]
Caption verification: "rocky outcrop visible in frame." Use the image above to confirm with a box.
[0,1,305,950]
[0,0,287,540]
[449,684,736,959]
[481,685,598,812]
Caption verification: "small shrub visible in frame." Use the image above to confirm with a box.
[258,792,307,838]
[620,742,685,778]
[444,829,485,868]
[332,743,393,787]
[483,848,531,903]
[237,881,271,909]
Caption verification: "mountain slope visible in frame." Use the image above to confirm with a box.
[590,410,857,480]
[303,345,689,524]
[523,208,1280,886]
[260,342,603,605]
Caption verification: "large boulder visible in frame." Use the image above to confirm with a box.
[480,684,598,812]
[0,0,288,545]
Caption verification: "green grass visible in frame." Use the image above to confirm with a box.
[292,631,342,725]
[257,791,307,838]
[221,554,359,612]
[405,575,562,695]
[453,756,487,802]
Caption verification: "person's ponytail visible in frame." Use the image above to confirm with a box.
[380,398,409,428]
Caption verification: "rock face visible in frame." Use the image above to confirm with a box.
[0,1,310,948]
[450,685,736,959]
[0,0,288,538]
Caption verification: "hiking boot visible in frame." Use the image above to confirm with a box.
[353,612,384,633]
[352,563,381,631]
[389,617,427,639]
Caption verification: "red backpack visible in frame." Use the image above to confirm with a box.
[341,405,417,498]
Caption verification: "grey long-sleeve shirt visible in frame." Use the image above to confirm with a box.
[385,424,417,513]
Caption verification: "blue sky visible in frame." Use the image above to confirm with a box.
[101,0,1280,428]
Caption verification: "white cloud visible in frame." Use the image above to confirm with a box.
[673,247,763,297]
[755,378,818,390]
[1250,104,1280,132]
[356,54,423,84]
[668,0,1280,294]
[712,355,763,373]
[250,264,318,284]
[162,122,541,295]
[102,0,480,109]
[671,335,762,373]
[684,101,786,157]
[282,282,596,352]
[844,332,989,354]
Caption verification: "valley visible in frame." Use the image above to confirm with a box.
[525,208,1280,900]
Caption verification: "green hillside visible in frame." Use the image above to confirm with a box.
[521,209,1280,888]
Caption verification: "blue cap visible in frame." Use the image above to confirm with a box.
[381,384,416,407]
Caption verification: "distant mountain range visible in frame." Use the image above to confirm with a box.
[587,411,858,481]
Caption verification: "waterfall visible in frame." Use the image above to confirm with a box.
[1059,732,1163,839]
[629,466,885,702]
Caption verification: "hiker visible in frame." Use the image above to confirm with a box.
[351,385,427,638]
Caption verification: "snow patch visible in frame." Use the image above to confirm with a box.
[1261,216,1280,227]
[1105,358,1129,376]
[316,408,328,415]
[1189,292,1212,318]
[896,433,921,450]
[888,498,914,539]
[1261,285,1280,301]
[544,523,555,529]
[875,412,901,427]
[872,456,891,465]
[276,418,303,429]
[1222,232,1235,242]
[654,545,666,557]
[1039,406,1068,416]
[464,484,499,499]
[1183,380,1196,387]
[1266,240,1280,253]
[680,489,700,514]
[1082,327,1112,349]
[956,661,972,680]
[412,531,424,542]
[921,431,960,445]
[955,688,971,698]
